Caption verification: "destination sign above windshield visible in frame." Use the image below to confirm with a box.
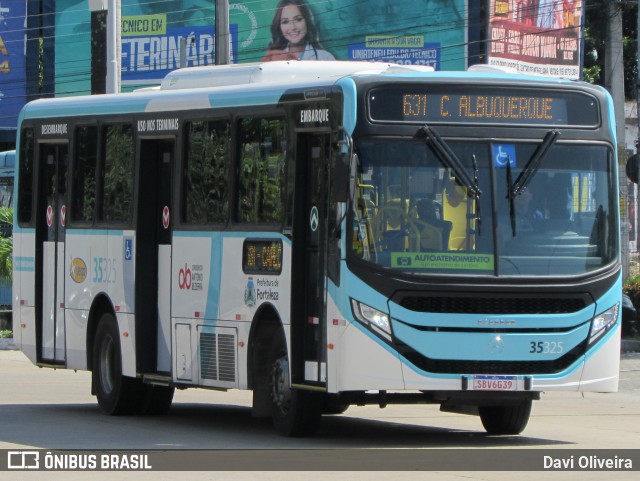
[368,86,599,127]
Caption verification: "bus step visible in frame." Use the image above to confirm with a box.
[142,373,172,386]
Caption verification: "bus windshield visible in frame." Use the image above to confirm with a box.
[350,137,617,277]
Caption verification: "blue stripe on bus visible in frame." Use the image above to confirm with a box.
[173,230,290,243]
[205,232,222,321]
[12,226,34,234]
[336,78,357,134]
[14,228,127,236]
[66,229,126,236]
[14,256,35,272]
[209,89,289,109]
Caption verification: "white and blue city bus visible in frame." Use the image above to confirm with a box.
[13,61,621,436]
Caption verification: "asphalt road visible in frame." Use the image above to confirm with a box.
[0,349,638,480]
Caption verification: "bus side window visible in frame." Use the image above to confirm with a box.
[72,125,98,223]
[99,124,134,224]
[183,120,231,225]
[236,117,286,224]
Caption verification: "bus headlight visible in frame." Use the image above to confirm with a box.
[589,303,619,345]
[351,299,392,340]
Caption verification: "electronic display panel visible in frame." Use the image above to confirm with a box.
[242,239,283,275]
[368,86,599,127]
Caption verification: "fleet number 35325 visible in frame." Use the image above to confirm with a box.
[529,341,564,354]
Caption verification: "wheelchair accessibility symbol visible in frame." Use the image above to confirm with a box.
[124,239,133,261]
[493,144,516,168]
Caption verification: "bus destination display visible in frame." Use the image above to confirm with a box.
[404,94,562,124]
[369,86,599,127]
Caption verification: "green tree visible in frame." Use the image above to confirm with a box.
[583,0,637,99]
[0,207,12,281]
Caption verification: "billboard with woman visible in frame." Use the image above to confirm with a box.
[53,0,467,93]
[194,0,466,68]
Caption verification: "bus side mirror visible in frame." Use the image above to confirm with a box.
[332,130,353,202]
[627,153,639,183]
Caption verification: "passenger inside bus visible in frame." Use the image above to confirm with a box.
[545,173,574,231]
[413,196,452,251]
[372,201,420,253]
[442,177,472,250]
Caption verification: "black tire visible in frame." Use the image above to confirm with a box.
[269,333,322,437]
[140,385,175,415]
[478,399,532,435]
[92,312,144,415]
[323,394,350,415]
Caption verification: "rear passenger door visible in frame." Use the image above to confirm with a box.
[36,142,68,363]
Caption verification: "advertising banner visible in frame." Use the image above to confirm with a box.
[487,0,583,79]
[55,0,93,96]
[0,0,27,131]
[55,0,468,94]
[121,19,238,85]
[232,0,466,69]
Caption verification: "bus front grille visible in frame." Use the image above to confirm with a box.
[397,294,589,315]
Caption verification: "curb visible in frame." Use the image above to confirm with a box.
[0,338,17,351]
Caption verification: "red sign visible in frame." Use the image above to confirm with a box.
[60,205,66,227]
[46,205,53,227]
[162,206,170,229]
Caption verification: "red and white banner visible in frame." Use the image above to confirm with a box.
[487,1,583,79]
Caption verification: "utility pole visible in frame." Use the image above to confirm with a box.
[88,0,119,94]
[605,0,628,278]
[605,1,626,141]
[215,0,231,64]
[105,0,121,94]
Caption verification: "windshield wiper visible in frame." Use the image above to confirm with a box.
[505,130,560,237]
[420,125,482,238]
[472,154,481,236]
[506,154,516,236]
[420,125,481,198]
[511,130,560,197]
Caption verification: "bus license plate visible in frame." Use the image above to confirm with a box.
[473,375,517,391]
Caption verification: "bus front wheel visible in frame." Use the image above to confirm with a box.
[269,336,322,436]
[92,313,143,415]
[478,400,532,435]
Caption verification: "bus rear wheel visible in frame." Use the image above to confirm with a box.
[269,335,322,437]
[92,313,144,415]
[478,399,532,435]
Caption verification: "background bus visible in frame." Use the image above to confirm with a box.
[12,62,621,437]
[0,149,14,322]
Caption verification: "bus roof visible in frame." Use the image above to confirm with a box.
[159,61,434,90]
[18,61,598,122]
